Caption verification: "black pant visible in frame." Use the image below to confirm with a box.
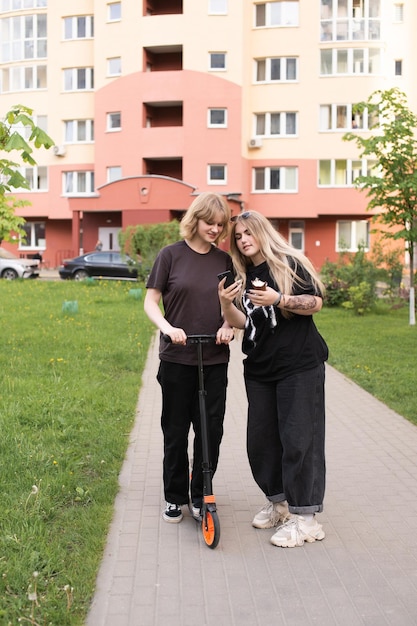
[245,364,326,515]
[157,360,228,506]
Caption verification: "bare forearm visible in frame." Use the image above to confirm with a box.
[221,303,246,329]
[280,294,322,315]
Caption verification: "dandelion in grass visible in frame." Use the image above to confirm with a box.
[64,584,74,611]
[25,484,39,510]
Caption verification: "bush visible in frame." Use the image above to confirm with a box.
[342,281,375,315]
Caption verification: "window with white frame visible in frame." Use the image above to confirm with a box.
[208,164,227,184]
[394,3,404,21]
[64,67,94,91]
[320,0,381,42]
[289,220,304,251]
[108,2,121,21]
[64,171,95,195]
[14,166,47,191]
[255,112,297,136]
[208,108,227,127]
[320,48,381,75]
[208,0,227,14]
[0,13,47,62]
[319,104,378,131]
[337,220,370,251]
[63,15,94,40]
[0,64,47,92]
[20,221,46,249]
[12,114,47,140]
[253,166,298,192]
[255,57,298,82]
[107,57,121,76]
[255,1,299,28]
[209,52,226,70]
[0,0,46,11]
[107,112,121,131]
[319,158,380,186]
[65,119,94,142]
[107,166,122,183]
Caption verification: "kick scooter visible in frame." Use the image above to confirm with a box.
[162,333,221,549]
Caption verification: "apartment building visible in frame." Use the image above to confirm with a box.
[0,0,414,269]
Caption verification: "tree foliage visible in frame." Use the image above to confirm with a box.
[0,104,54,244]
[343,87,417,324]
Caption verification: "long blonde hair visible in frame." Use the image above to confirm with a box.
[230,211,325,318]
[180,192,231,245]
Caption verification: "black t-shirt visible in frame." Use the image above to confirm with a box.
[242,261,328,382]
[146,240,233,366]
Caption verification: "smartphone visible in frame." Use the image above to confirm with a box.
[217,270,235,289]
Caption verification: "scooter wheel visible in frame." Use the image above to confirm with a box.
[202,510,220,549]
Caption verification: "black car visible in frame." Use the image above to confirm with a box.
[59,251,139,281]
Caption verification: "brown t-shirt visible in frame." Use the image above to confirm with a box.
[146,240,233,366]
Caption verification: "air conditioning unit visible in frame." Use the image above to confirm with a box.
[53,145,66,157]
[248,137,262,149]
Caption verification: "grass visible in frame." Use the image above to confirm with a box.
[315,302,417,426]
[0,282,416,624]
[0,279,154,625]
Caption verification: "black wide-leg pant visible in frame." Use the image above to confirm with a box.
[245,364,326,515]
[157,360,228,506]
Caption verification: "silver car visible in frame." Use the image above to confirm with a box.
[0,248,40,280]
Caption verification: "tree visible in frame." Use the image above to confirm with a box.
[0,104,54,245]
[343,88,417,325]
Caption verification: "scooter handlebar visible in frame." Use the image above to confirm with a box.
[162,333,217,343]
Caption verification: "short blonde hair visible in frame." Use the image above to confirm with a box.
[180,192,231,245]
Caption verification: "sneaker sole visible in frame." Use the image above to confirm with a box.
[252,512,292,530]
[270,530,325,548]
[162,512,183,523]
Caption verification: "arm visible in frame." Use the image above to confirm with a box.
[247,286,323,316]
[218,278,246,329]
[144,288,187,344]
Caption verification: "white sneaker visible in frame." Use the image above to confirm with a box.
[252,500,291,529]
[270,515,325,548]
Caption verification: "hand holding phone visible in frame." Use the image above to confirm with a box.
[217,270,235,289]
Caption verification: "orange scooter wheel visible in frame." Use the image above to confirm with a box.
[202,510,220,549]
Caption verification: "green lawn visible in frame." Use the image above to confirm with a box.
[0,281,415,624]
[315,303,417,425]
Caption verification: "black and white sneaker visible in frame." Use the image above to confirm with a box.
[189,502,202,521]
[163,502,183,523]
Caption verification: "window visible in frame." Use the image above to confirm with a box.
[20,221,46,250]
[320,48,381,75]
[107,166,122,182]
[255,2,299,27]
[255,57,297,82]
[289,220,304,251]
[12,114,47,140]
[0,0,47,12]
[15,166,47,191]
[208,164,227,184]
[107,112,121,131]
[107,57,121,76]
[255,112,297,136]
[394,3,404,21]
[0,14,47,62]
[320,0,381,41]
[337,220,370,251]
[253,166,297,192]
[318,158,380,186]
[395,59,402,76]
[65,120,94,142]
[319,104,377,131]
[63,16,94,39]
[209,52,226,70]
[108,2,121,21]
[64,67,94,91]
[208,108,227,127]
[0,64,46,92]
[64,171,95,195]
[208,0,227,14]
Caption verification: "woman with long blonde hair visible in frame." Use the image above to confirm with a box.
[218,210,328,548]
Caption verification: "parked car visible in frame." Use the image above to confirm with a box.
[0,248,40,280]
[59,251,139,281]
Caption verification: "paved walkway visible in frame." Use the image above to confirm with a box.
[86,335,417,626]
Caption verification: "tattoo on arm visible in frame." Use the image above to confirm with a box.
[284,295,317,311]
